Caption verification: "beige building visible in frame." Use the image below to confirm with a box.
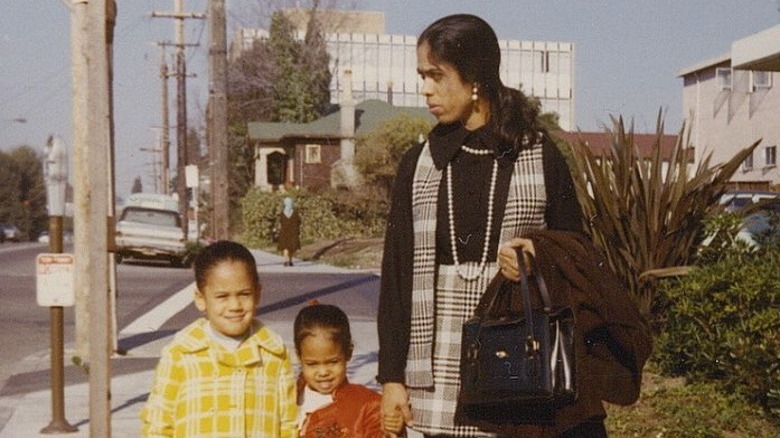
[678,25,780,189]
[231,9,575,130]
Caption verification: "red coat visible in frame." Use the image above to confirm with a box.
[299,382,383,438]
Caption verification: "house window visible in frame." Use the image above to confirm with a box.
[742,152,754,171]
[267,151,285,185]
[716,67,732,90]
[305,144,321,164]
[766,145,777,167]
[752,71,772,91]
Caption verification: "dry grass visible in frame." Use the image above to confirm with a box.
[297,237,384,271]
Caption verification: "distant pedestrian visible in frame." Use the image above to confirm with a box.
[294,302,405,437]
[140,240,297,437]
[277,196,301,266]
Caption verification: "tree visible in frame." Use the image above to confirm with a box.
[355,113,434,200]
[227,4,332,125]
[0,145,47,240]
[226,3,333,208]
[227,40,274,123]
[299,3,332,117]
[268,9,331,122]
[131,177,143,194]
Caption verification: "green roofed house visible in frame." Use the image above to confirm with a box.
[247,75,432,192]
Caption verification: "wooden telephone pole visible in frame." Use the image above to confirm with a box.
[68,0,116,435]
[152,0,204,237]
[208,0,229,239]
[158,48,172,195]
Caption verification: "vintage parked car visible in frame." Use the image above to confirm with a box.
[114,206,190,267]
[719,190,780,213]
[736,198,780,248]
[38,231,73,244]
[0,223,21,242]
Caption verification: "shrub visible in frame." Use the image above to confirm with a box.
[355,113,433,200]
[238,187,386,248]
[655,243,780,421]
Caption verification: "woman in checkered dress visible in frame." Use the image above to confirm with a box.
[376,14,588,437]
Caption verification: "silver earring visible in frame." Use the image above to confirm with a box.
[471,85,478,102]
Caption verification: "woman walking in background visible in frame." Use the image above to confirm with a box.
[277,196,301,267]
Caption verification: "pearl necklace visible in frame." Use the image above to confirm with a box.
[460,144,492,155]
[447,145,498,280]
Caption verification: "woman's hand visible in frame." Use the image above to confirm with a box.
[497,237,535,281]
[381,382,412,437]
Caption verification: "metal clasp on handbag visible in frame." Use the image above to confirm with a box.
[524,336,540,357]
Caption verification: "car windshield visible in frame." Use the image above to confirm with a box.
[122,209,180,227]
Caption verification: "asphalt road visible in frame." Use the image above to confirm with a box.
[0,242,192,388]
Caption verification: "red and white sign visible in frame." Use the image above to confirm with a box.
[36,253,75,307]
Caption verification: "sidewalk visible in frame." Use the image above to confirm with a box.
[0,249,419,437]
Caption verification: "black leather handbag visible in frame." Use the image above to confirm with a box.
[457,251,577,424]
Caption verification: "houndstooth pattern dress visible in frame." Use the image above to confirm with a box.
[407,142,547,437]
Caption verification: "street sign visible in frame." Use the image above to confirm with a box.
[36,253,75,307]
[185,164,199,188]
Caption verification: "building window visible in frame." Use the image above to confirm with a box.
[752,71,772,91]
[766,145,777,167]
[267,151,285,185]
[305,144,321,164]
[716,67,732,90]
[742,152,754,171]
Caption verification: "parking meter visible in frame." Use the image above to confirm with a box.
[44,135,68,217]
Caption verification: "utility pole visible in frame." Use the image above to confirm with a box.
[153,1,205,239]
[68,0,90,363]
[159,48,171,195]
[70,0,116,435]
[208,0,229,239]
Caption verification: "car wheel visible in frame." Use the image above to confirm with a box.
[170,256,183,268]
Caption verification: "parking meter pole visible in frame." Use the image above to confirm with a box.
[40,215,77,434]
[41,135,76,433]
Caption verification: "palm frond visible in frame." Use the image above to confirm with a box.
[568,115,761,319]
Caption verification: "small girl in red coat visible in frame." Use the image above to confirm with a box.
[294,302,405,437]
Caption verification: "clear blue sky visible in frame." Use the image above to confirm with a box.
[2,0,779,197]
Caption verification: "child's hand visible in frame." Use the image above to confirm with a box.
[381,407,405,436]
[381,383,412,437]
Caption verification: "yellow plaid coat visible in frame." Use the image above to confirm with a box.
[141,318,297,437]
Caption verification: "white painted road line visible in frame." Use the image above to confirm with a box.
[120,282,196,335]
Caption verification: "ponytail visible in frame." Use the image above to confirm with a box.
[491,86,544,157]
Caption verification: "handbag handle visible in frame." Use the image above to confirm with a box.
[516,249,539,355]
[480,247,552,317]
[525,251,553,312]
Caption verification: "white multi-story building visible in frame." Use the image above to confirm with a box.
[678,25,780,189]
[231,10,575,130]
